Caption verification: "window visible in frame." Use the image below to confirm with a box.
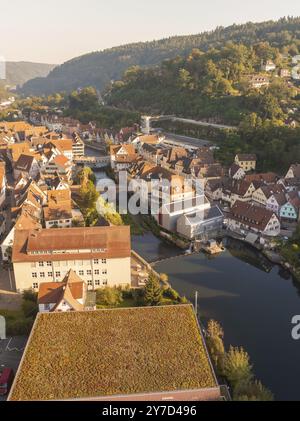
[40,272,45,278]
[94,270,100,275]
[48,272,53,277]
[32,282,38,290]
[95,280,100,286]
[102,269,107,275]
[102,259,107,264]
[55,271,61,277]
[103,280,108,286]
[47,262,52,266]
[39,262,44,267]
[94,259,99,264]
[79,270,84,276]
[87,270,92,275]
[32,273,37,278]
[87,280,93,287]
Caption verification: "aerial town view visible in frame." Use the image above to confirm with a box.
[1,0,300,410]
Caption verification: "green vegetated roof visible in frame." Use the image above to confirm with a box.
[10,305,217,400]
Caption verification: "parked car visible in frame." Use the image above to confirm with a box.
[0,368,14,396]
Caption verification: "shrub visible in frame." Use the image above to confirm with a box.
[22,289,37,303]
[222,346,253,387]
[7,318,34,336]
[163,287,179,301]
[22,299,38,318]
[96,287,123,307]
[234,379,274,401]
[122,288,134,300]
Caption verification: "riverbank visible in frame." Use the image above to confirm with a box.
[225,230,300,282]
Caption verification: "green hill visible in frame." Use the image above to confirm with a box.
[5,62,56,88]
[20,17,300,96]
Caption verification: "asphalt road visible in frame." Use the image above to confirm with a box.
[0,336,28,401]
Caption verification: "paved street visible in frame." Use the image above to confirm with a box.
[0,336,28,401]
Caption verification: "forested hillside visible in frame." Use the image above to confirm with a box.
[108,41,300,125]
[20,17,300,95]
[5,62,55,87]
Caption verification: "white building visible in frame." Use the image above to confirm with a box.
[227,201,280,237]
[154,190,218,233]
[12,226,132,292]
[262,60,276,72]
[110,144,137,171]
[13,154,40,181]
[177,205,224,239]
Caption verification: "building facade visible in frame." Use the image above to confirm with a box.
[12,226,132,292]
[235,154,257,172]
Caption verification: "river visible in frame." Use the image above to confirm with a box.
[132,233,300,401]
[86,147,300,401]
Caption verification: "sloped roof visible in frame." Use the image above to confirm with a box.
[245,172,278,184]
[15,210,42,231]
[229,163,243,178]
[12,226,131,263]
[53,154,70,167]
[14,154,35,172]
[38,270,85,311]
[230,201,277,231]
[236,154,257,162]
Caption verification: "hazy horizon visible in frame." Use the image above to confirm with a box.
[1,0,300,64]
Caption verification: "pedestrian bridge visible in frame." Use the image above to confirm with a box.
[74,156,110,168]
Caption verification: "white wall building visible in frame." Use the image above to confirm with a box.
[12,226,132,292]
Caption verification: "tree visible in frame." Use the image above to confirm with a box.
[76,166,96,185]
[96,287,123,307]
[163,287,179,301]
[77,180,99,220]
[207,319,224,339]
[22,298,38,318]
[178,69,193,90]
[69,87,99,112]
[124,66,142,84]
[222,346,253,387]
[160,273,169,283]
[206,320,225,372]
[234,379,274,401]
[144,274,163,306]
[22,290,37,303]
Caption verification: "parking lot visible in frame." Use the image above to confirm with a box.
[0,336,28,400]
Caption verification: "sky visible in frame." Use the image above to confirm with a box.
[1,0,300,64]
